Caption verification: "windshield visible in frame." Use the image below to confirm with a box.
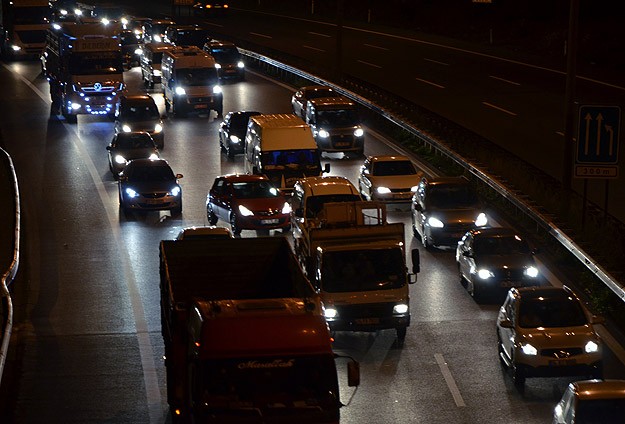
[231,180,281,199]
[372,160,417,176]
[68,52,124,75]
[261,150,320,170]
[575,398,625,423]
[175,68,218,86]
[426,184,479,209]
[127,165,174,182]
[518,296,588,328]
[176,30,211,47]
[321,248,406,293]
[210,47,240,62]
[120,32,140,46]
[473,235,530,255]
[123,102,159,121]
[196,355,339,421]
[305,194,361,218]
[117,135,154,149]
[11,7,50,24]
[315,108,359,127]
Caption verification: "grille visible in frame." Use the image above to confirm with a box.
[141,192,167,199]
[16,30,46,44]
[336,303,395,319]
[541,348,584,358]
[493,268,526,280]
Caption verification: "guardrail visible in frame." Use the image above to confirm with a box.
[240,47,625,304]
[0,147,20,385]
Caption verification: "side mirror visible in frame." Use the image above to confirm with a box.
[498,319,513,329]
[106,146,111,150]
[176,173,183,179]
[347,360,360,387]
[322,163,330,174]
[411,248,420,274]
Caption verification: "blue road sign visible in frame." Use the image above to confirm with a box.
[577,105,621,165]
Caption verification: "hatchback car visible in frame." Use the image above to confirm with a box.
[176,226,233,240]
[291,85,341,119]
[496,286,604,388]
[553,379,625,423]
[218,110,261,157]
[114,94,164,149]
[411,176,488,249]
[456,227,541,302]
[118,158,183,215]
[206,174,291,235]
[358,155,424,202]
[203,40,244,80]
[106,132,160,178]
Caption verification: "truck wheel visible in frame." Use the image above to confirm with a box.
[63,107,77,124]
[396,327,407,347]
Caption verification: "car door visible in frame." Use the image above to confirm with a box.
[498,294,516,362]
[457,232,474,282]
[219,113,230,145]
[411,179,427,238]
[209,178,228,221]
[292,90,304,117]
[358,158,372,199]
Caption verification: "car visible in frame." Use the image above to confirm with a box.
[119,29,143,68]
[203,40,245,80]
[358,155,424,202]
[206,174,291,235]
[140,42,174,89]
[114,94,164,149]
[456,227,541,302]
[411,176,488,250]
[192,1,229,17]
[496,285,604,388]
[218,110,262,157]
[164,24,212,48]
[142,18,176,44]
[553,379,625,423]
[291,85,341,119]
[118,158,183,215]
[176,226,233,240]
[106,132,160,178]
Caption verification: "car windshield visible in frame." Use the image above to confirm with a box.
[231,181,280,199]
[176,30,210,47]
[315,109,359,127]
[176,68,218,86]
[117,135,154,149]
[575,398,625,423]
[261,150,320,169]
[120,32,139,45]
[473,235,530,255]
[210,47,239,62]
[124,103,159,121]
[426,184,479,209]
[229,113,258,128]
[372,160,417,176]
[68,52,124,75]
[307,89,337,100]
[306,194,361,218]
[128,164,174,181]
[321,248,406,293]
[518,295,588,328]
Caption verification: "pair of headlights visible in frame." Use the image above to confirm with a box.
[317,128,364,139]
[324,303,408,319]
[475,266,539,280]
[125,185,180,198]
[520,340,599,356]
[175,85,222,95]
[114,153,159,165]
[122,123,163,133]
[237,202,291,217]
[376,185,419,194]
[427,212,488,229]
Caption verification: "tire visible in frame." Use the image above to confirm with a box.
[512,363,525,387]
[226,143,235,158]
[172,202,182,216]
[230,213,241,235]
[470,281,483,303]
[207,206,218,225]
[396,327,407,347]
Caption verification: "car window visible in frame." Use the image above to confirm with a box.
[473,236,531,255]
[128,164,174,182]
[231,181,280,199]
[306,194,361,218]
[315,108,358,126]
[575,398,625,423]
[118,135,154,149]
[372,160,417,176]
[426,184,478,209]
[124,103,159,121]
[518,296,588,328]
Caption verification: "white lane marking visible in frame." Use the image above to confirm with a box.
[482,101,517,116]
[309,31,331,38]
[424,58,449,66]
[489,75,521,86]
[434,353,466,407]
[364,43,389,51]
[4,63,163,422]
[358,60,382,69]
[415,77,445,89]
[303,45,325,53]
[250,32,272,39]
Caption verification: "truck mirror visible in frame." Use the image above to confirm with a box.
[411,248,420,274]
[322,163,330,173]
[347,360,360,387]
[295,207,304,218]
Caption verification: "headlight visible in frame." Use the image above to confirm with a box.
[229,135,240,144]
[411,185,419,192]
[134,48,143,55]
[153,35,162,42]
[237,61,245,68]
[475,212,488,227]
[114,155,127,164]
[148,153,159,160]
[521,343,538,356]
[238,204,254,216]
[153,69,162,77]
[354,128,364,137]
[477,269,494,279]
[324,307,338,319]
[318,129,330,138]
[376,186,391,194]
[393,304,409,314]
[214,63,222,69]
[427,216,444,228]
[281,202,291,214]
[524,266,539,278]
[71,103,81,110]
[11,44,21,51]
[60,8,68,15]
[585,341,599,353]
[74,9,82,16]
[102,18,110,25]
[154,123,163,133]
[122,124,132,133]
[175,86,186,95]
[169,186,181,197]
[125,187,138,198]
[213,85,222,94]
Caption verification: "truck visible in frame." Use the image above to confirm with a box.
[292,200,420,346]
[0,0,50,60]
[41,21,125,123]
[159,236,360,423]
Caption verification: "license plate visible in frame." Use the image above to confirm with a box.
[355,318,380,325]
[145,199,163,205]
[261,219,279,225]
[549,359,576,367]
[194,104,208,109]
[335,142,350,147]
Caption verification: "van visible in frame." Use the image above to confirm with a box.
[164,24,212,48]
[202,39,245,80]
[161,45,223,117]
[140,42,174,88]
[114,94,164,149]
[243,114,330,193]
[305,96,365,156]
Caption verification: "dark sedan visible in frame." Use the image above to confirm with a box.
[218,110,261,157]
[118,158,183,215]
[291,85,341,119]
[106,132,160,178]
[206,174,291,235]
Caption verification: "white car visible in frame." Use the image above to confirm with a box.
[553,379,625,423]
[358,155,423,202]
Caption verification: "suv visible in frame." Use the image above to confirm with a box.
[114,94,164,149]
[553,379,625,423]
[496,286,604,388]
[164,24,212,48]
[411,176,488,249]
[203,40,245,80]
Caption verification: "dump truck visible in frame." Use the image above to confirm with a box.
[293,201,420,346]
[159,236,360,423]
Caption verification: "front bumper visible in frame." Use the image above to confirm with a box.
[515,348,602,378]
[371,189,415,203]
[426,225,476,247]
[325,302,410,332]
[122,193,181,211]
[315,134,364,153]
[238,214,290,231]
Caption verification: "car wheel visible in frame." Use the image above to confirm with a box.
[591,363,604,379]
[172,201,182,216]
[496,331,507,368]
[230,213,242,235]
[421,232,433,251]
[396,327,407,347]
[207,206,218,225]
[226,143,234,159]
[470,281,483,303]
[512,363,525,388]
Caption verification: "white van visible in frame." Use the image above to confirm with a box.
[244,114,329,193]
[161,45,223,117]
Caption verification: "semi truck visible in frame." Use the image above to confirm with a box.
[0,0,50,60]
[159,236,360,423]
[293,200,420,346]
[41,21,125,123]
